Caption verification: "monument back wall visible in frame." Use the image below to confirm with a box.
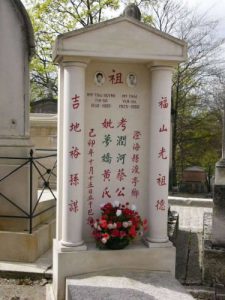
[82,62,150,240]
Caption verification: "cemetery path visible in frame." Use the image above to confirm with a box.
[0,277,47,300]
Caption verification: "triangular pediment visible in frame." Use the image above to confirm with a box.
[53,16,187,63]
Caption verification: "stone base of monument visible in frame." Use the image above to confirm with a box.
[0,218,55,262]
[202,212,225,286]
[52,239,176,300]
[65,271,194,300]
[50,270,194,300]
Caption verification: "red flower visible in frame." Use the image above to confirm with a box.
[91,202,147,248]
[111,229,120,237]
[117,222,122,229]
[120,231,127,238]
[102,233,109,239]
[99,219,108,229]
[129,225,136,238]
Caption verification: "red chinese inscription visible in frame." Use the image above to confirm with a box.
[155,199,166,211]
[68,200,79,213]
[72,94,80,109]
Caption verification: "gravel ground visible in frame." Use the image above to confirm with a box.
[0,277,50,300]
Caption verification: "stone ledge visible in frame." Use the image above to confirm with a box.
[0,219,55,262]
[53,239,176,300]
[65,270,194,300]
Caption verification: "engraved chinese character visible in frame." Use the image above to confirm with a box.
[72,94,80,109]
[89,128,96,137]
[102,153,112,164]
[131,188,140,198]
[133,131,141,140]
[116,168,127,181]
[89,166,94,175]
[68,200,79,213]
[133,143,140,151]
[102,169,111,182]
[87,216,94,225]
[88,139,96,148]
[88,159,94,166]
[115,187,125,197]
[117,153,126,164]
[108,69,123,84]
[117,118,127,131]
[88,148,94,156]
[131,176,139,187]
[69,146,81,159]
[69,174,79,186]
[102,134,112,147]
[157,174,167,186]
[88,181,94,188]
[155,199,166,211]
[159,124,168,132]
[102,187,112,198]
[117,135,127,146]
[158,97,168,109]
[102,118,114,129]
[158,147,167,159]
[131,165,140,174]
[132,154,139,163]
[70,122,81,132]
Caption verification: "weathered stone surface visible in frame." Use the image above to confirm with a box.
[203,212,225,287]
[176,230,202,285]
[212,185,225,246]
[66,271,194,300]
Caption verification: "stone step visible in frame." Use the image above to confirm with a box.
[65,271,195,300]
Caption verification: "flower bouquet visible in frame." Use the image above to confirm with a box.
[91,201,147,250]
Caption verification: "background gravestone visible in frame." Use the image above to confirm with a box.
[0,0,55,262]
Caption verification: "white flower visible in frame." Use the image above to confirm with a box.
[108,223,114,229]
[113,200,120,207]
[116,209,122,217]
[113,223,117,229]
[94,222,98,229]
[131,204,137,211]
[97,225,102,231]
[101,238,107,244]
[123,221,129,228]
[128,220,132,226]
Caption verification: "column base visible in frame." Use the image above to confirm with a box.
[144,236,169,244]
[60,240,87,252]
[143,238,172,248]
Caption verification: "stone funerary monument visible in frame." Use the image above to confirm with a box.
[52,6,187,300]
[0,0,55,262]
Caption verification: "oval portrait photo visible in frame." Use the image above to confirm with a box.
[94,72,105,86]
[126,73,137,87]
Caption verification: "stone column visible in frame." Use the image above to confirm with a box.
[146,65,174,243]
[61,62,87,248]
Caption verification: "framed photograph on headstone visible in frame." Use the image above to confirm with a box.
[94,72,105,86]
[126,73,137,87]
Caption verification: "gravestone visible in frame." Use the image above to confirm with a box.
[0,0,35,232]
[202,103,225,285]
[52,7,187,300]
[0,0,54,262]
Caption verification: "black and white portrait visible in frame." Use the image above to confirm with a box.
[127,73,137,87]
[94,72,105,86]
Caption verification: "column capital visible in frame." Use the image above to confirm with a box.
[148,64,176,72]
[62,61,89,68]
